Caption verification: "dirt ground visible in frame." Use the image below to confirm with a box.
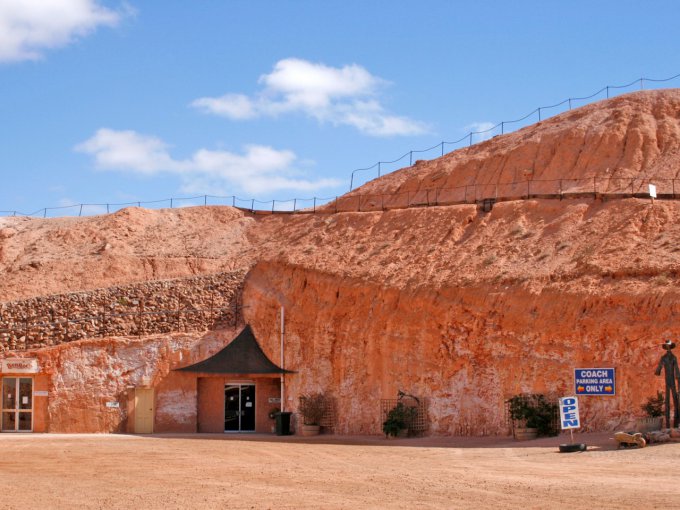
[0,432,678,509]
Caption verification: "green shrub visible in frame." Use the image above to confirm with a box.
[508,394,559,437]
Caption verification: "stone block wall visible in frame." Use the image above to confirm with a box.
[0,269,246,352]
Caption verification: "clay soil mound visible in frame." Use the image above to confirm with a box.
[2,90,679,302]
[0,206,255,301]
[350,89,680,196]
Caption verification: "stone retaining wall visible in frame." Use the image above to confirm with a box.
[0,270,246,352]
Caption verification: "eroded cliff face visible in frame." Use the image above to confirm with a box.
[244,261,676,434]
[25,329,238,432]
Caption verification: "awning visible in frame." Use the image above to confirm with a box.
[175,324,293,374]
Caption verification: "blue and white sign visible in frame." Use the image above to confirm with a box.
[559,396,580,430]
[574,368,615,396]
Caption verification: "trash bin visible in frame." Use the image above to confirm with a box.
[275,411,292,436]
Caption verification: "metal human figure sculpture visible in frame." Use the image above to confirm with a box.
[654,339,680,428]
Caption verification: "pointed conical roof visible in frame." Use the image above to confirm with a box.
[176,325,292,374]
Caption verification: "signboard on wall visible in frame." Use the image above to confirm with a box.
[559,396,580,429]
[574,368,615,396]
[0,358,40,374]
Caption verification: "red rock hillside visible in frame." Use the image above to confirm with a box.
[1,89,680,435]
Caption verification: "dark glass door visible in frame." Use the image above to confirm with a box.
[240,385,255,431]
[224,384,255,432]
[224,385,240,432]
[2,377,33,432]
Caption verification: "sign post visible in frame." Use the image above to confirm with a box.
[559,396,580,445]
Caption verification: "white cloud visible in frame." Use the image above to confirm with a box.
[0,0,122,63]
[465,121,497,142]
[191,58,427,137]
[75,128,343,195]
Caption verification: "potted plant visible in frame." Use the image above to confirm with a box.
[508,394,559,440]
[636,391,664,432]
[298,392,327,436]
[382,401,417,438]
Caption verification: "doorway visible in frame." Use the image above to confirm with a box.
[2,377,33,432]
[224,383,255,432]
[134,388,154,434]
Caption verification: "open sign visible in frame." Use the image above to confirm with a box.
[559,396,580,430]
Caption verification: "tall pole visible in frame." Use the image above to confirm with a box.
[280,306,285,412]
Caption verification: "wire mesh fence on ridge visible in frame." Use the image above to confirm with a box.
[3,72,680,219]
[1,177,678,219]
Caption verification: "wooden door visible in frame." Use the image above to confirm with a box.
[134,388,154,434]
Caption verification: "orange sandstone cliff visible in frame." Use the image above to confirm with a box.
[1,89,680,434]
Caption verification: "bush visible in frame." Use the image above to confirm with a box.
[508,394,559,437]
[641,391,664,418]
[382,402,417,437]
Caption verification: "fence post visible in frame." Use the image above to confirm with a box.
[251,199,254,212]
[106,204,110,214]
[272,200,275,213]
[501,122,504,135]
[350,173,354,191]
[441,142,444,156]
[313,197,316,213]
[204,195,207,206]
[410,151,413,166]
[640,78,644,90]
[232,196,236,207]
[606,86,609,98]
[43,208,47,218]
[79,204,83,217]
[137,202,141,207]
[378,162,381,178]
[293,198,297,212]
[170,198,173,208]
[469,133,472,146]
[568,98,572,110]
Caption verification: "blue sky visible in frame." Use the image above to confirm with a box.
[1,0,679,215]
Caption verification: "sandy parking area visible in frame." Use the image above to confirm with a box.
[0,432,678,509]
